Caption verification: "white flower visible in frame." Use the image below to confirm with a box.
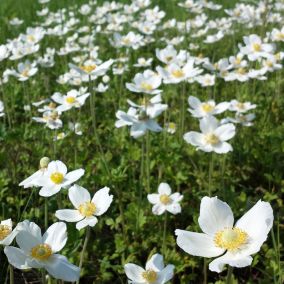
[204,31,224,44]
[35,160,84,197]
[10,60,38,81]
[0,219,18,246]
[52,89,90,112]
[155,45,177,65]
[271,27,284,42]
[4,221,80,282]
[126,70,162,95]
[32,110,63,130]
[188,96,229,118]
[175,197,273,273]
[229,100,256,113]
[134,57,153,67]
[112,32,144,50]
[165,122,176,134]
[195,74,215,87]
[55,185,113,230]
[0,45,9,62]
[222,113,256,127]
[124,253,174,284]
[183,116,236,154]
[147,183,183,215]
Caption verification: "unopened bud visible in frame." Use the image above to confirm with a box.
[40,157,50,169]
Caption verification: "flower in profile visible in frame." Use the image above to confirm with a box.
[183,116,235,154]
[147,183,183,215]
[4,221,80,282]
[126,70,162,95]
[175,196,273,272]
[188,96,229,118]
[124,253,174,284]
[32,110,63,130]
[35,160,84,197]
[55,185,113,230]
[9,60,38,81]
[0,219,18,246]
[222,113,256,127]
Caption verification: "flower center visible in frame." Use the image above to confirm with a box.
[236,102,245,110]
[214,227,248,251]
[80,64,96,73]
[141,82,153,91]
[66,96,76,104]
[205,134,219,145]
[165,56,173,62]
[50,172,64,184]
[160,194,171,205]
[237,68,246,75]
[21,69,29,77]
[0,225,11,240]
[31,244,52,260]
[78,202,96,217]
[202,103,214,113]
[276,32,284,40]
[27,35,35,42]
[252,43,261,52]
[172,69,184,78]
[142,269,157,283]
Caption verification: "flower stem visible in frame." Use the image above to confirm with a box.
[41,269,46,284]
[208,153,214,196]
[76,227,91,284]
[162,212,168,255]
[44,198,48,229]
[225,266,233,284]
[203,259,207,284]
[145,131,151,193]
[9,265,14,284]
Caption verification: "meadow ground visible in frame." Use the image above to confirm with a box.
[0,0,283,283]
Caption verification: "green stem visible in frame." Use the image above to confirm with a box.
[9,265,14,284]
[203,259,207,284]
[145,131,151,193]
[41,269,46,284]
[162,212,168,255]
[208,153,214,196]
[44,198,48,229]
[76,227,91,284]
[225,266,233,284]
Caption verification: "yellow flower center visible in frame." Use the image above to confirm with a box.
[202,103,214,113]
[236,102,245,109]
[66,96,76,104]
[237,68,246,75]
[168,122,176,130]
[80,64,96,73]
[276,32,284,40]
[141,82,153,91]
[205,134,220,145]
[122,38,130,45]
[21,69,29,77]
[165,56,173,62]
[27,35,35,42]
[214,227,248,251]
[78,202,96,217]
[172,69,184,78]
[0,225,11,240]
[50,172,64,184]
[235,57,242,65]
[274,53,281,61]
[142,269,158,283]
[48,102,56,109]
[252,43,261,52]
[160,194,171,205]
[31,244,52,260]
[265,60,273,68]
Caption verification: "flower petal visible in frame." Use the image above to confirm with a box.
[158,183,171,195]
[55,209,83,222]
[63,169,85,186]
[124,263,145,282]
[68,184,91,208]
[4,247,30,269]
[92,187,113,216]
[146,253,164,271]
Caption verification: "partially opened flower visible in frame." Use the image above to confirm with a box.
[4,221,80,282]
[147,183,183,215]
[124,253,174,284]
[183,116,235,154]
[0,219,18,246]
[35,160,84,197]
[55,185,113,230]
[175,196,273,273]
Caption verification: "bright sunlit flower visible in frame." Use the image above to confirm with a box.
[175,196,273,272]
[147,183,183,215]
[55,185,113,230]
[184,116,236,154]
[4,221,80,282]
[0,219,18,246]
[124,253,174,284]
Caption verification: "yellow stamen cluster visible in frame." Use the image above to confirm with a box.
[214,227,248,251]
[0,225,11,240]
[21,69,29,77]
[80,65,96,73]
[236,102,245,110]
[31,244,52,260]
[78,202,96,217]
[201,103,214,113]
[50,172,64,184]
[172,70,184,78]
[159,194,171,205]
[237,68,246,75]
[142,269,158,283]
[141,82,153,91]
[66,96,76,104]
[205,134,220,145]
[252,43,261,52]
[27,35,35,42]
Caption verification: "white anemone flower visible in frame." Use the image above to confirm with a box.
[35,160,85,197]
[229,100,256,113]
[124,253,174,284]
[183,116,236,154]
[51,89,90,112]
[55,185,113,230]
[10,60,38,81]
[32,110,63,130]
[4,221,80,282]
[188,96,229,118]
[175,196,273,272]
[147,183,183,215]
[126,70,162,95]
[195,74,215,87]
[0,219,18,246]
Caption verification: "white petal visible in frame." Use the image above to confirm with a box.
[160,264,175,283]
[124,263,145,282]
[39,185,62,197]
[214,124,235,141]
[76,219,89,230]
[183,132,204,147]
[68,184,91,208]
[147,194,159,204]
[48,161,67,175]
[55,209,83,222]
[43,222,67,253]
[86,216,98,227]
[166,203,182,215]
[63,169,85,186]
[213,142,233,154]
[175,230,224,257]
[188,96,201,109]
[209,253,253,273]
[92,187,113,216]
[152,204,166,215]
[146,253,164,271]
[4,247,30,269]
[198,196,234,236]
[158,183,171,195]
[45,254,80,282]
[200,116,218,133]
